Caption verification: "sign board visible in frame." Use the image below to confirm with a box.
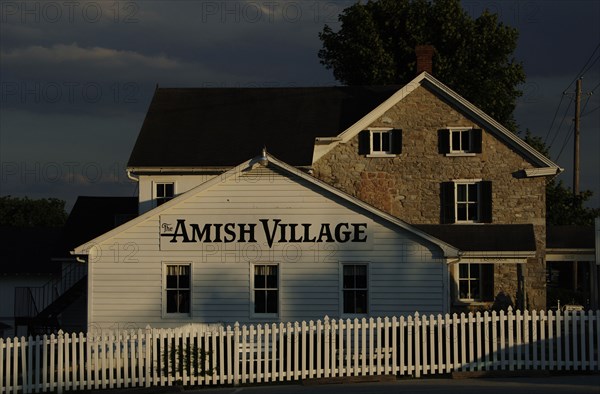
[159,215,374,251]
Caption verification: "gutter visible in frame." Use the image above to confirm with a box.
[126,169,139,182]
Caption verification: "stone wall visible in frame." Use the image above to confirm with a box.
[313,85,548,310]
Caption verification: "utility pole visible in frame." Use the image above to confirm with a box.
[572,78,582,298]
[573,78,582,196]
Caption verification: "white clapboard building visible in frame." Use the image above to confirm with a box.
[73,154,459,331]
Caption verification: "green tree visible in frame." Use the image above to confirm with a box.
[523,131,599,226]
[318,0,525,130]
[0,196,67,227]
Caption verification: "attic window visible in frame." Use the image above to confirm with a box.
[439,128,482,155]
[358,129,402,156]
[156,182,174,206]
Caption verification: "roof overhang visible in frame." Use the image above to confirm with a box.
[127,166,233,174]
[524,167,563,177]
[457,250,535,264]
[546,248,596,262]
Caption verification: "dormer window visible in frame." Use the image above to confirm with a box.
[439,128,482,155]
[358,128,402,156]
[155,182,174,206]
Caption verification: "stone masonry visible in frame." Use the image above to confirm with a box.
[313,85,548,310]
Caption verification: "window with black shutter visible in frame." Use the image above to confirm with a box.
[439,128,483,155]
[440,180,493,224]
[358,129,402,156]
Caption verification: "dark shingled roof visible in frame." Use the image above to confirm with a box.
[58,196,138,256]
[128,86,401,168]
[415,224,536,252]
[0,227,62,274]
[546,225,595,249]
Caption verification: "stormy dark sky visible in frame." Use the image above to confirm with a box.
[0,0,598,210]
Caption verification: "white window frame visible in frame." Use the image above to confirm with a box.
[456,263,493,302]
[162,262,192,318]
[447,127,476,156]
[454,180,481,223]
[367,128,395,157]
[340,263,370,317]
[250,263,280,319]
[154,181,175,207]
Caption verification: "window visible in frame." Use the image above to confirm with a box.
[165,264,190,314]
[441,181,492,224]
[458,263,494,302]
[371,130,392,153]
[358,129,402,156]
[253,264,278,315]
[451,129,471,153]
[155,182,174,206]
[456,182,479,222]
[438,128,482,155]
[343,264,368,314]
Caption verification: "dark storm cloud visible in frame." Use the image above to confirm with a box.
[0,0,598,208]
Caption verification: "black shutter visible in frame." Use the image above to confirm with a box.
[479,181,493,223]
[391,129,402,154]
[482,264,495,301]
[438,129,450,154]
[440,182,455,224]
[358,130,370,155]
[471,129,482,153]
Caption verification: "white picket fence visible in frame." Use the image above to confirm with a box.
[2,308,599,393]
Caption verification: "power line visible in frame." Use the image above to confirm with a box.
[566,42,600,90]
[580,53,600,76]
[547,97,573,149]
[543,43,599,146]
[581,94,593,114]
[580,80,599,117]
[544,94,565,144]
[555,124,574,162]
[582,105,599,117]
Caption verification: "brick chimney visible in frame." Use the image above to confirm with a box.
[415,45,435,75]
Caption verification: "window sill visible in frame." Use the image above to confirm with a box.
[162,314,192,319]
[445,153,476,157]
[453,300,493,307]
[341,313,369,319]
[366,153,398,158]
[250,313,279,320]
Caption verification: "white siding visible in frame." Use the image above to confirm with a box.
[89,167,446,330]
